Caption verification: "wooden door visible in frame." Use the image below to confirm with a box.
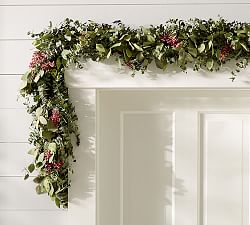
[97,89,250,225]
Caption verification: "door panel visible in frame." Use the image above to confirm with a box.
[201,114,249,225]
[97,90,250,225]
[122,112,174,225]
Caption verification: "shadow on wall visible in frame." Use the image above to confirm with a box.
[68,88,96,205]
[65,57,250,89]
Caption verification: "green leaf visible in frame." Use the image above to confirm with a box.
[188,47,197,57]
[56,57,61,69]
[37,153,44,162]
[147,35,155,43]
[208,40,213,50]
[43,178,51,192]
[21,71,29,81]
[96,44,106,53]
[20,80,28,90]
[136,52,144,62]
[42,131,54,140]
[55,198,61,208]
[36,185,46,194]
[35,107,43,118]
[34,70,44,83]
[36,162,43,169]
[198,43,206,53]
[49,184,54,196]
[119,34,131,41]
[61,49,71,60]
[28,163,35,173]
[186,53,194,62]
[33,176,44,184]
[240,42,249,52]
[216,49,221,59]
[133,43,143,51]
[128,42,135,50]
[28,148,37,156]
[155,59,168,71]
[24,174,29,180]
[48,142,57,152]
[107,49,112,59]
[124,35,131,41]
[125,49,132,58]
[64,31,71,41]
[206,59,214,71]
[111,42,121,48]
[199,23,206,31]
[39,116,47,125]
[47,120,58,132]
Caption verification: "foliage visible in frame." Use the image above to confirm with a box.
[20,17,250,208]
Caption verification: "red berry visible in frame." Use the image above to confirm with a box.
[220,44,232,61]
[44,150,53,161]
[29,51,55,71]
[160,33,181,48]
[50,108,61,126]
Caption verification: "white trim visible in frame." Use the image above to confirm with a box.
[96,89,100,225]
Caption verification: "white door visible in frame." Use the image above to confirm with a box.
[97,89,250,225]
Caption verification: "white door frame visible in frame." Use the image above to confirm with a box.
[66,62,250,225]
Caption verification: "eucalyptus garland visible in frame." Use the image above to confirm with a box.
[20,17,250,208]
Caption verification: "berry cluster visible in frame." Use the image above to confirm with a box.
[29,51,55,71]
[44,150,53,161]
[220,44,232,61]
[160,34,181,48]
[125,61,134,69]
[45,161,64,172]
[50,108,61,126]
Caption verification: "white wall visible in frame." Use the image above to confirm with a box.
[1,1,250,225]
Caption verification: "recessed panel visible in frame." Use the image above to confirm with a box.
[122,112,174,225]
[201,114,249,225]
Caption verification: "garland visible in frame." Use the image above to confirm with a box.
[20,17,250,208]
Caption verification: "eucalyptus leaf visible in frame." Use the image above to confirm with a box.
[208,40,213,50]
[47,120,58,132]
[61,49,71,60]
[39,116,47,125]
[37,153,44,163]
[21,71,30,81]
[136,52,144,62]
[64,34,71,41]
[206,59,214,71]
[125,49,132,58]
[96,44,106,53]
[36,107,43,118]
[28,148,38,156]
[240,42,249,52]
[55,198,61,208]
[43,178,51,192]
[198,43,206,53]
[107,49,112,59]
[33,176,44,184]
[28,163,35,173]
[42,131,54,140]
[48,142,57,152]
[188,47,197,57]
[155,59,168,70]
[20,80,28,90]
[133,43,143,51]
[147,35,155,43]
[111,42,121,48]
[24,174,29,180]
